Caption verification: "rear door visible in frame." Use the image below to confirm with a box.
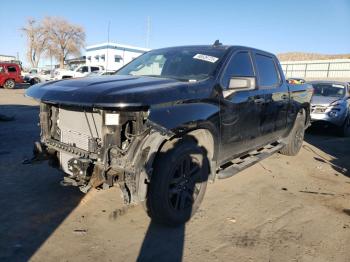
[219,50,264,163]
[0,65,5,85]
[252,52,289,142]
[5,65,19,82]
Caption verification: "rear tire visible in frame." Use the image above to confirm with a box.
[280,110,306,156]
[30,78,40,85]
[146,137,209,226]
[3,79,15,89]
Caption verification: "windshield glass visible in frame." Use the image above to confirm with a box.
[116,47,228,81]
[312,83,345,98]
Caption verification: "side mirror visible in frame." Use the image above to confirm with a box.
[228,77,256,90]
[223,77,256,98]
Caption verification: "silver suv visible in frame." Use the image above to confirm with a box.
[310,81,350,136]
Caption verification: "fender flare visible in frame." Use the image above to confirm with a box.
[133,124,217,202]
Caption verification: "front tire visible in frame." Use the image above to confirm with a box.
[146,138,209,226]
[280,110,306,156]
[340,116,350,137]
[3,79,15,89]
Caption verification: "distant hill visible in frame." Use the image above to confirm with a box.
[277,52,350,61]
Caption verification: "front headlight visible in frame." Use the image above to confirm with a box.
[328,100,344,107]
[328,110,339,118]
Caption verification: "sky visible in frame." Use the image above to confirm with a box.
[0,0,349,67]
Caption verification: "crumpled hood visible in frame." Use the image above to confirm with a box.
[311,95,342,107]
[26,75,211,108]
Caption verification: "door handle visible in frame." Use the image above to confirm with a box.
[254,98,265,104]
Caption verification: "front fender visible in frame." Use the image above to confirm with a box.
[148,102,220,135]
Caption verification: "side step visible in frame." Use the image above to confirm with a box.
[217,142,284,179]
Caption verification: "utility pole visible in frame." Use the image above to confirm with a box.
[106,21,111,71]
[146,16,151,48]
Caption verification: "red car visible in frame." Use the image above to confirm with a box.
[0,63,23,89]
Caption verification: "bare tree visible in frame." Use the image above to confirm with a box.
[43,17,85,68]
[21,18,49,68]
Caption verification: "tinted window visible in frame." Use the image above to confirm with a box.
[255,54,280,87]
[312,84,345,98]
[7,66,17,73]
[77,66,89,73]
[91,67,100,72]
[116,47,228,81]
[222,52,254,87]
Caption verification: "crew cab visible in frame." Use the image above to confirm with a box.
[0,63,23,89]
[25,43,312,226]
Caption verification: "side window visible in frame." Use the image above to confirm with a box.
[222,52,254,88]
[114,55,122,63]
[77,66,88,73]
[7,66,17,73]
[255,54,280,87]
[0,66,4,73]
[91,67,100,72]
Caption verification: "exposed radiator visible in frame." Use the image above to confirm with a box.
[57,108,103,174]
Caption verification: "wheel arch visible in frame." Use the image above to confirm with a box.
[134,127,217,202]
[300,102,310,127]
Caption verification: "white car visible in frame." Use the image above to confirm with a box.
[54,65,104,80]
[23,68,42,82]
[26,69,54,85]
[86,70,116,77]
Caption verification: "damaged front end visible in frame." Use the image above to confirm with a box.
[29,102,173,203]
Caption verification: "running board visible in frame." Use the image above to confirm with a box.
[217,142,284,179]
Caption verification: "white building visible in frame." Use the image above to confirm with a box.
[0,54,16,62]
[85,42,150,71]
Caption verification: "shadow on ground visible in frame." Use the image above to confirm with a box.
[0,104,84,261]
[15,83,31,89]
[137,136,210,261]
[137,222,185,261]
[305,124,350,179]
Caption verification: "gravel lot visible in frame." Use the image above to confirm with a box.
[0,86,349,262]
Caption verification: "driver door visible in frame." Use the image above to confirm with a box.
[219,50,264,164]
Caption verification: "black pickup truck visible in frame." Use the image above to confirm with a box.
[26,43,313,226]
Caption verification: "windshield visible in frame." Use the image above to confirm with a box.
[116,47,228,81]
[312,83,346,98]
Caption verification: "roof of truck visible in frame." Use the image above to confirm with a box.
[154,45,277,58]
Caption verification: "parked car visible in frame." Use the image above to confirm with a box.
[0,63,23,89]
[54,65,104,79]
[22,68,39,79]
[309,81,350,136]
[26,43,312,226]
[86,70,116,77]
[23,68,40,83]
[26,69,54,85]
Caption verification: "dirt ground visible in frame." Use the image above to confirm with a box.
[0,86,349,262]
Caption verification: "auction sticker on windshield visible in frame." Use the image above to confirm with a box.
[193,54,219,63]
